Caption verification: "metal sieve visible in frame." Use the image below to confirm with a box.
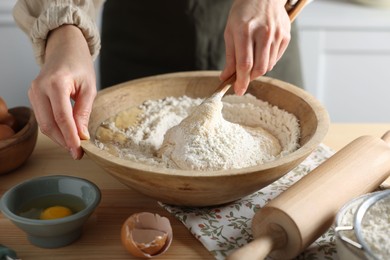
[354,189,390,260]
[335,190,390,260]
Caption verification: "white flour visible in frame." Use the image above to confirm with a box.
[338,192,390,259]
[158,93,281,170]
[95,94,300,171]
[360,196,390,259]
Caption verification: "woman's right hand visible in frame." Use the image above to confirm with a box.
[28,25,97,159]
[221,0,291,95]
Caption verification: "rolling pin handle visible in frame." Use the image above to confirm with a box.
[380,130,390,188]
[381,131,390,143]
[227,223,287,260]
[227,235,273,260]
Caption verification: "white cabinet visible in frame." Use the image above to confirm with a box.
[297,0,390,122]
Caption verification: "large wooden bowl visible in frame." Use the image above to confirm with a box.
[0,107,38,175]
[81,71,329,206]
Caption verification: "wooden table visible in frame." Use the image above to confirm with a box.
[1,123,390,259]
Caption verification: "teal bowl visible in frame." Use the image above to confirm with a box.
[0,175,101,248]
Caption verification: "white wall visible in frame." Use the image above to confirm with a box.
[0,0,101,108]
[0,0,38,108]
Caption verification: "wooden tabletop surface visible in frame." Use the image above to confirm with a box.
[1,123,390,259]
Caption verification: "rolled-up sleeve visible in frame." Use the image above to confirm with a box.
[13,0,104,65]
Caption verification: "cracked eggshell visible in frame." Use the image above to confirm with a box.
[121,212,173,258]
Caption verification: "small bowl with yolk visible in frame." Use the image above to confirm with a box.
[0,175,101,248]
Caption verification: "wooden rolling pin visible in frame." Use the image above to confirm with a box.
[228,131,390,260]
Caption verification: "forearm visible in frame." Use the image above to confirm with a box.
[45,25,90,63]
[13,0,104,65]
[27,23,97,160]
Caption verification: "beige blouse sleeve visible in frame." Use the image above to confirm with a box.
[13,0,104,65]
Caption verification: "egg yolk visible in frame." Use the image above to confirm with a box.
[40,206,72,220]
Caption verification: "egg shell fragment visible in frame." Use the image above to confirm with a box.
[121,212,173,258]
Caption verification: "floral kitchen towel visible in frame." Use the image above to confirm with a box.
[160,144,337,260]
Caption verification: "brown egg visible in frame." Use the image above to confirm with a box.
[0,96,9,122]
[0,97,18,132]
[1,113,17,131]
[0,124,15,140]
[121,212,173,258]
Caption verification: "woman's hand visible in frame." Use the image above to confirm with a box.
[28,25,97,159]
[221,0,291,95]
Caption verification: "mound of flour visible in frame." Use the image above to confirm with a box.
[158,94,282,170]
[95,94,300,170]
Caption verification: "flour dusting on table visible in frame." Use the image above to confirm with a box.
[95,94,300,171]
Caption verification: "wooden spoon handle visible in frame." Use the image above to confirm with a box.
[213,73,237,96]
[287,0,308,22]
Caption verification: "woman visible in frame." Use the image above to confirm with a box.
[13,0,303,159]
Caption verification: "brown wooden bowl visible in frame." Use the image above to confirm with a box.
[0,107,38,175]
[81,71,330,206]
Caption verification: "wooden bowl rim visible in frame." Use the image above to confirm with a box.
[81,71,329,177]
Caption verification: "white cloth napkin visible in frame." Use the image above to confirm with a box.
[160,144,337,259]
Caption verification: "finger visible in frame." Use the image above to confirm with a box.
[233,28,253,96]
[28,87,67,149]
[251,31,271,80]
[221,30,236,81]
[268,39,280,72]
[276,35,290,62]
[49,82,81,159]
[267,25,282,71]
[73,80,97,140]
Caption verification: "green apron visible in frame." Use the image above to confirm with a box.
[100,0,302,89]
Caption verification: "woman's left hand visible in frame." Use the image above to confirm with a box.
[221,0,291,95]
